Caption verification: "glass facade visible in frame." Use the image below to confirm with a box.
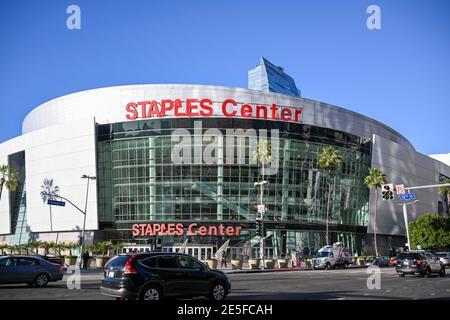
[97,118,371,256]
[248,57,301,97]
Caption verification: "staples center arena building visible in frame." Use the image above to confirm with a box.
[1,60,450,259]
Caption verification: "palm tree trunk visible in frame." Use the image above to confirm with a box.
[374,191,379,257]
[447,193,450,215]
[0,182,4,201]
[325,178,332,245]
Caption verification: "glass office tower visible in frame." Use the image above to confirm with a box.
[248,57,301,97]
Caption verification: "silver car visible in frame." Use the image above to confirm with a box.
[0,255,64,287]
[436,252,450,267]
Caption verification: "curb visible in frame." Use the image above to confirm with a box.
[225,265,366,274]
[225,267,311,274]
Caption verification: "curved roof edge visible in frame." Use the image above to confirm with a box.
[21,84,414,150]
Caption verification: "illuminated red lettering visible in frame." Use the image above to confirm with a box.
[174,99,187,116]
[132,224,140,237]
[137,101,150,119]
[200,98,213,116]
[160,99,174,116]
[294,108,302,122]
[145,224,153,236]
[280,108,292,121]
[270,104,278,120]
[186,98,199,116]
[222,99,237,117]
[147,100,161,118]
[240,104,253,118]
[126,102,138,120]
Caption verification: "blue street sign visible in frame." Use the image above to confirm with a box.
[47,199,66,207]
[399,193,416,201]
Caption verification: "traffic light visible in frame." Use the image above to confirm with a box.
[256,219,264,237]
[381,184,395,200]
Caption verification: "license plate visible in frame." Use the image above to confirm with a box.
[107,271,115,278]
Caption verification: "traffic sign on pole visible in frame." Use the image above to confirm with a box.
[395,184,406,195]
[399,193,416,201]
[257,205,265,214]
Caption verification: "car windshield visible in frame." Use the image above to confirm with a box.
[436,253,448,257]
[315,252,330,258]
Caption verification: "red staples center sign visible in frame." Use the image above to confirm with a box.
[132,223,242,237]
[125,98,303,123]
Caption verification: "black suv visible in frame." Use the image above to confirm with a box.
[396,250,445,278]
[100,252,231,300]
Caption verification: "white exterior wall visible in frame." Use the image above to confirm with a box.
[0,84,448,237]
[369,134,450,236]
[0,119,97,235]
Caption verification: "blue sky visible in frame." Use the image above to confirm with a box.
[0,0,449,154]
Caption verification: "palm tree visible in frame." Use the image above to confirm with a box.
[0,243,9,255]
[318,146,342,245]
[439,178,450,215]
[40,178,60,246]
[364,168,387,257]
[0,164,20,202]
[252,139,272,178]
[28,241,42,255]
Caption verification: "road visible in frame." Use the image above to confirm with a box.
[0,268,449,300]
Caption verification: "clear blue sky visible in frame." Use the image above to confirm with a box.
[0,0,449,154]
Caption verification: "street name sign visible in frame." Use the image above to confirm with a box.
[47,199,66,207]
[399,193,416,201]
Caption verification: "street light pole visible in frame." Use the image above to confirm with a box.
[79,175,96,268]
[254,180,268,270]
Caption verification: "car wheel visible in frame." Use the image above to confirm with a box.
[140,285,162,301]
[325,263,331,270]
[344,262,349,269]
[398,273,405,277]
[210,281,227,301]
[425,267,432,278]
[34,273,49,287]
[439,268,445,277]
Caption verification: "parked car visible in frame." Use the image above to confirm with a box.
[312,242,353,270]
[34,254,65,266]
[100,252,231,301]
[396,250,445,277]
[389,256,398,267]
[435,252,450,267]
[364,256,390,267]
[0,255,65,286]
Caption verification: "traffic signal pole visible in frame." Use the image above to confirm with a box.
[394,183,450,251]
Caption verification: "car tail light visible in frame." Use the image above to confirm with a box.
[122,255,138,274]
[415,259,422,266]
[58,265,65,270]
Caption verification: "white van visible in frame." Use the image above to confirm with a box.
[312,242,352,270]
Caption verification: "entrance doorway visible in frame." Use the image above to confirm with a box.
[162,245,214,260]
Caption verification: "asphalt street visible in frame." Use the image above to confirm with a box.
[0,268,449,300]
